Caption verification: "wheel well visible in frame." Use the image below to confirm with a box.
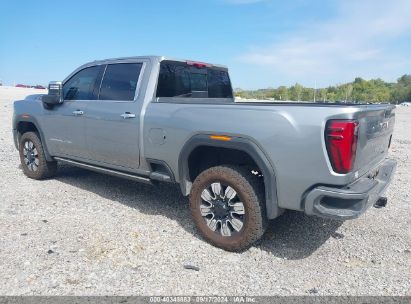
[16,121,54,162]
[17,121,38,139]
[187,146,263,182]
[180,137,281,219]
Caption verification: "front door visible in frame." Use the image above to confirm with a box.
[84,62,143,170]
[43,65,103,159]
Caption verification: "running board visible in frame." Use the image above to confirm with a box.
[54,157,153,185]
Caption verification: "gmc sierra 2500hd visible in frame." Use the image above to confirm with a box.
[13,56,396,251]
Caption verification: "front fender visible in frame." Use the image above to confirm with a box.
[13,114,53,162]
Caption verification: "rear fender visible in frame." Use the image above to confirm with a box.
[178,134,282,219]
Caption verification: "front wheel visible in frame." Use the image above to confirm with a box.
[19,132,57,180]
[189,165,267,251]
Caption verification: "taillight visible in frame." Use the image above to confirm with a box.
[325,120,359,174]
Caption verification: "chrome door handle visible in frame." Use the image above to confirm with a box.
[72,110,84,116]
[120,112,136,119]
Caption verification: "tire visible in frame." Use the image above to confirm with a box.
[189,165,267,251]
[19,131,57,180]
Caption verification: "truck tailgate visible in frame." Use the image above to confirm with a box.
[354,105,395,176]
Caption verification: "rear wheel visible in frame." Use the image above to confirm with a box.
[189,165,267,251]
[19,132,57,179]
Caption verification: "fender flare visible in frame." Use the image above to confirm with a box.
[14,115,53,162]
[178,134,282,219]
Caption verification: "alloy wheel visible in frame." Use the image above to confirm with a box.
[200,182,245,237]
[23,140,39,172]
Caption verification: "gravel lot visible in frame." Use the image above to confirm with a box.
[0,87,410,296]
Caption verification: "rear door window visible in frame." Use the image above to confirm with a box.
[99,63,143,101]
[156,61,233,98]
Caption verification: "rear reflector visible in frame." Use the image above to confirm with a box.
[325,120,359,174]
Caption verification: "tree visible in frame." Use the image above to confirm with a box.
[277,86,288,101]
[391,75,411,103]
[345,84,353,102]
[289,83,303,101]
[233,74,411,104]
[319,88,327,102]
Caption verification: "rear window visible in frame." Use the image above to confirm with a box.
[156,61,233,98]
[99,63,142,101]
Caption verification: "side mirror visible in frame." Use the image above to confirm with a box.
[42,81,63,108]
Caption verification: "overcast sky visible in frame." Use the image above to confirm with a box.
[0,0,410,89]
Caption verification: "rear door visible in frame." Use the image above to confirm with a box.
[43,65,102,159]
[84,62,144,170]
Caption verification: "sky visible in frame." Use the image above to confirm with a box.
[0,0,410,89]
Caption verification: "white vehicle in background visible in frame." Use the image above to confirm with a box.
[399,102,411,106]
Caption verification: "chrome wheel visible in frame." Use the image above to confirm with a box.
[23,140,39,172]
[200,182,245,237]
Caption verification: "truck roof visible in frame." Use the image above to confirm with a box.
[87,56,228,69]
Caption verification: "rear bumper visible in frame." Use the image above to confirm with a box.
[304,158,397,220]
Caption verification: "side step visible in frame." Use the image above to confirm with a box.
[149,171,172,182]
[54,157,153,185]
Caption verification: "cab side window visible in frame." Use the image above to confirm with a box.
[156,61,233,98]
[99,63,143,101]
[63,66,101,100]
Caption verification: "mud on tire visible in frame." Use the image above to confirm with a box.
[189,165,267,251]
[19,132,57,180]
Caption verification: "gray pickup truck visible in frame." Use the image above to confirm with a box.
[13,56,396,251]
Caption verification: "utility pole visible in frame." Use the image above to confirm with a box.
[314,80,316,102]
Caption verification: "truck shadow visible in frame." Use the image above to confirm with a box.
[55,165,343,260]
[259,211,344,259]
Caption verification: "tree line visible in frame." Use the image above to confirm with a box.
[235,74,411,104]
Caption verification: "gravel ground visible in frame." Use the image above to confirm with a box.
[0,87,410,296]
